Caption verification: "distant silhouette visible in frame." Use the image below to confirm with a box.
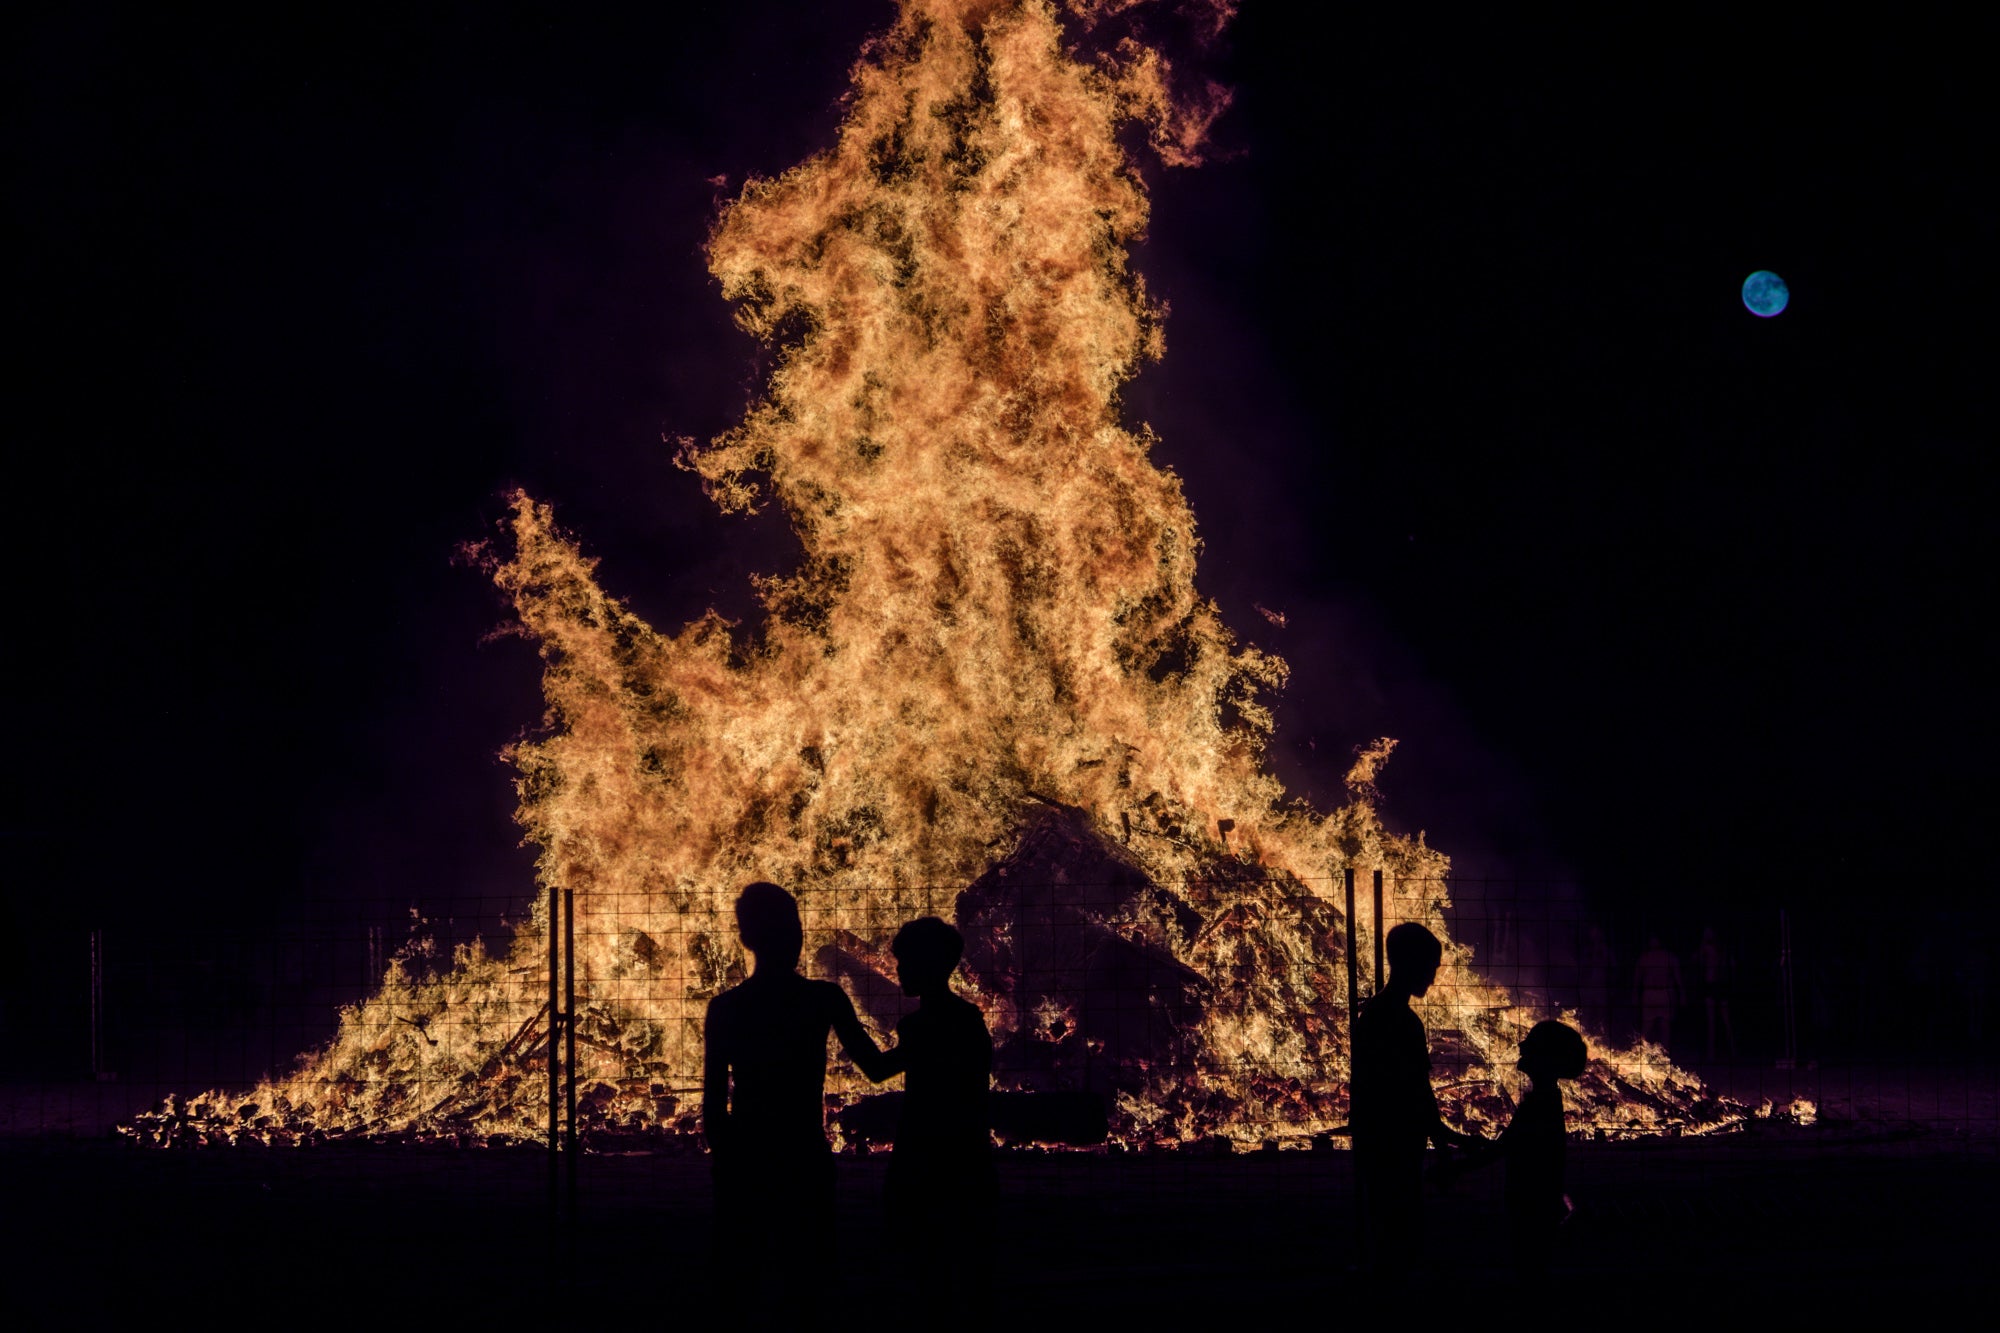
[703,882,887,1316]
[1693,926,1737,1061]
[1632,934,1683,1052]
[859,916,996,1315]
[1350,921,1482,1275]
[1448,1020,1589,1281]
[1580,924,1615,1037]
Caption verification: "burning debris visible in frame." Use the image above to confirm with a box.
[128,0,1737,1152]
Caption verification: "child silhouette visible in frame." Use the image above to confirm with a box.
[860,917,995,1311]
[1452,1019,1589,1280]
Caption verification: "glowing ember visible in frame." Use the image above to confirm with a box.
[129,0,1734,1151]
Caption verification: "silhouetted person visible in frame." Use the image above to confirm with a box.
[1580,924,1615,1037]
[858,916,996,1317]
[1449,1020,1589,1281]
[703,882,887,1317]
[1632,934,1683,1052]
[1350,921,1482,1275]
[1693,926,1737,1061]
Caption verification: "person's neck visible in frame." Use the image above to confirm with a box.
[749,956,798,980]
[916,986,950,1008]
[1382,979,1417,1006]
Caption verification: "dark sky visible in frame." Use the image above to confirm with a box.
[8,3,1989,969]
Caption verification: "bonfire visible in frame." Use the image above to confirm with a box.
[128,0,1737,1152]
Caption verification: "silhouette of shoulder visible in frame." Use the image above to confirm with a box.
[1355,992,1422,1035]
[704,972,863,1144]
[1498,1080,1566,1216]
[1349,993,1434,1141]
[897,992,990,1045]
[1353,993,1428,1068]
[891,994,992,1153]
[706,973,852,1036]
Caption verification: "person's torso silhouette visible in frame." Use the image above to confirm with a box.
[1499,1078,1566,1226]
[702,882,884,1317]
[705,967,865,1158]
[1349,922,1478,1277]
[862,917,996,1321]
[889,990,993,1162]
[1351,990,1437,1154]
[1452,1020,1588,1283]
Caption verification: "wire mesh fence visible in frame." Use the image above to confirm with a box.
[7,876,1996,1148]
[4,876,1995,1313]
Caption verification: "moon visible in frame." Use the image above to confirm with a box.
[1742,270,1790,318]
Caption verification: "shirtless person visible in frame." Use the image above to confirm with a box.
[703,882,888,1313]
[1350,922,1482,1276]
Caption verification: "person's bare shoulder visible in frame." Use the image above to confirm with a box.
[706,981,750,1027]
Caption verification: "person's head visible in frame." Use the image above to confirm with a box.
[1385,922,1444,996]
[891,916,964,997]
[1645,933,1664,952]
[735,881,804,969]
[1701,926,1718,945]
[1518,1020,1588,1082]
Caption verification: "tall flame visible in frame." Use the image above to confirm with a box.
[130,0,1728,1150]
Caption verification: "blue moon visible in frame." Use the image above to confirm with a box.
[1742,270,1789,317]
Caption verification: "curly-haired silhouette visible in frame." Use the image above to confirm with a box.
[1350,921,1482,1275]
[860,916,996,1317]
[1448,1019,1588,1280]
[703,882,888,1316]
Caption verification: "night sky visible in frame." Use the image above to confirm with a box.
[7,6,1989,1064]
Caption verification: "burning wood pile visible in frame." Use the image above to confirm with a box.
[127,0,1739,1152]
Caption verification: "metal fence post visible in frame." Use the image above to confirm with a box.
[548,885,560,1213]
[564,887,578,1218]
[1343,866,1366,1272]
[1371,870,1385,996]
[1344,868,1359,1030]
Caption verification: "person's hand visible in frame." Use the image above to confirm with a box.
[1429,1155,1470,1188]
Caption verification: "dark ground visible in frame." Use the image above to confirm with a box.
[5,1068,1996,1319]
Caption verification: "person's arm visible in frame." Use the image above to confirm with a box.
[1426,1092,1484,1150]
[702,1006,730,1154]
[1444,1115,1509,1175]
[829,986,899,1082]
[1409,1019,1479,1150]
